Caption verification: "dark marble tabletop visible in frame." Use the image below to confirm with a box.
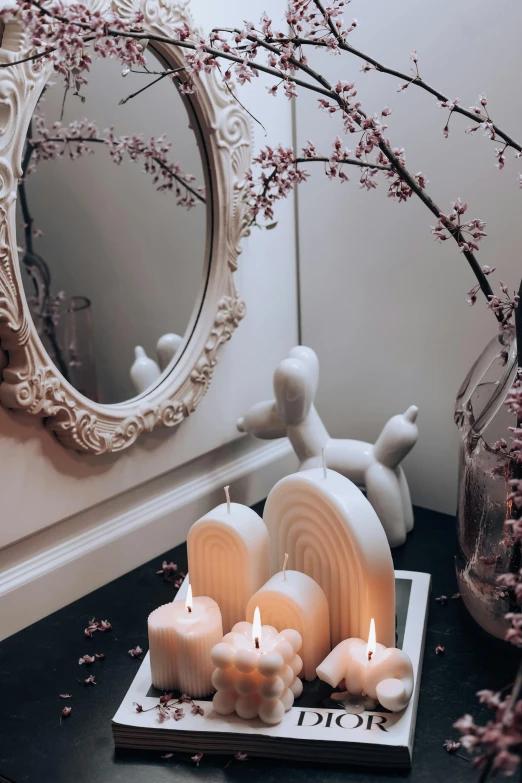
[0,503,518,783]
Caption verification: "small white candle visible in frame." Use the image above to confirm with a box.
[148,585,223,698]
[211,609,303,725]
[316,618,414,713]
[264,468,395,647]
[188,488,270,633]
[245,562,330,681]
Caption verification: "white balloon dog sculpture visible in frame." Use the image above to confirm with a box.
[237,346,419,548]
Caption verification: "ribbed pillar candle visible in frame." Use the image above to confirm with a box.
[187,491,270,633]
[246,568,330,681]
[148,591,222,697]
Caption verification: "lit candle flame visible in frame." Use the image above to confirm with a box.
[252,606,261,649]
[367,617,376,661]
[186,583,193,614]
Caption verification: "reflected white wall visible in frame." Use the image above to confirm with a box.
[23,56,206,402]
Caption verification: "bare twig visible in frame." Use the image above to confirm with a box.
[119,66,185,105]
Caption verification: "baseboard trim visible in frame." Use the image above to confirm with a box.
[0,438,296,640]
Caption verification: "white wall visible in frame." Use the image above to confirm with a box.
[295,0,522,514]
[0,0,298,587]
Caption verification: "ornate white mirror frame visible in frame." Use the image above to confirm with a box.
[0,0,252,454]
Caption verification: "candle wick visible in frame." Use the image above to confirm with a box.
[187,606,192,614]
[224,485,231,514]
[255,637,260,650]
[321,447,327,479]
[368,650,373,662]
[283,552,289,581]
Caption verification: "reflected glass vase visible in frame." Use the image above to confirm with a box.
[34,295,99,402]
[455,329,518,638]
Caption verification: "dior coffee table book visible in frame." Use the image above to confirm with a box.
[112,572,429,768]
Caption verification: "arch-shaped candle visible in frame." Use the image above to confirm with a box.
[263,468,395,647]
[187,500,270,633]
[245,569,330,681]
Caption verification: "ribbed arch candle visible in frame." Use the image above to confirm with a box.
[263,469,395,648]
[188,502,270,633]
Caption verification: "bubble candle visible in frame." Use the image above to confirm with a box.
[211,608,303,725]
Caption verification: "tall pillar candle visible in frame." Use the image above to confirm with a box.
[264,468,395,647]
[246,564,330,681]
[148,586,222,697]
[188,488,270,633]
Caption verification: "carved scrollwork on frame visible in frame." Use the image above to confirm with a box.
[0,0,252,454]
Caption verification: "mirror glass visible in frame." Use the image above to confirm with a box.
[18,50,208,404]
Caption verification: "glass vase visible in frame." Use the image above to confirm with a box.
[33,295,99,402]
[455,329,518,638]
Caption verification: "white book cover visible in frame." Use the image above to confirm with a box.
[113,570,430,768]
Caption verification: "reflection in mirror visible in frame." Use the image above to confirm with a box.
[18,50,208,404]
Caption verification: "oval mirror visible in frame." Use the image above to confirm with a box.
[0,1,251,454]
[18,51,207,404]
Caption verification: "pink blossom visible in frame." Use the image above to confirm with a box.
[443,739,461,753]
[128,646,143,658]
[78,654,96,665]
[61,706,72,720]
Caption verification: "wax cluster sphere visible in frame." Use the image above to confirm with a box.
[211,622,303,725]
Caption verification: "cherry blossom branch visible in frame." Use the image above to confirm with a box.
[0,0,503,316]
[302,0,522,155]
[38,135,206,203]
[203,21,497,309]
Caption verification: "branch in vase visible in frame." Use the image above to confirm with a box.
[206,24,498,310]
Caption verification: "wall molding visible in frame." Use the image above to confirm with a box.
[0,438,296,639]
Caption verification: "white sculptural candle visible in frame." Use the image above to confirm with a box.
[264,468,395,647]
[148,584,223,697]
[245,556,330,681]
[188,487,270,633]
[211,608,303,725]
[316,619,414,713]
